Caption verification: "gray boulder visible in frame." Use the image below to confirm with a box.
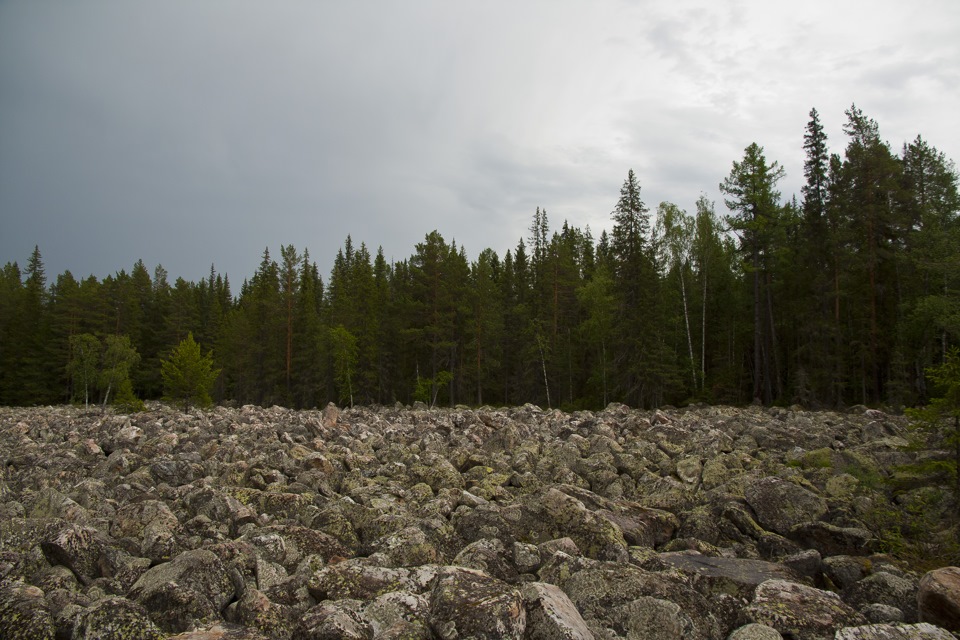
[129,549,235,632]
[742,579,867,640]
[428,566,526,640]
[744,477,828,536]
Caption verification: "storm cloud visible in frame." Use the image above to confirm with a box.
[2,0,958,282]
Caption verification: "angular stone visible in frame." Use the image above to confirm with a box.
[428,566,525,640]
[744,478,828,536]
[834,623,956,640]
[918,567,960,632]
[0,581,55,640]
[660,553,801,600]
[72,596,166,640]
[743,579,867,640]
[521,581,595,640]
[129,549,236,633]
[39,523,110,585]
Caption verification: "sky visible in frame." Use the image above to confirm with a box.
[2,1,959,285]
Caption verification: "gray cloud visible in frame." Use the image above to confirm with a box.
[2,0,958,283]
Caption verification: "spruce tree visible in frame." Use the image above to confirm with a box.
[162,332,220,412]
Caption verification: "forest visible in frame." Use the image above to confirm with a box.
[1,105,958,412]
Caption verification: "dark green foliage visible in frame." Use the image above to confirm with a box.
[1,107,958,411]
[161,332,219,412]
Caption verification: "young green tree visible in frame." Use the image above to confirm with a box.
[659,201,697,391]
[162,332,220,412]
[67,333,101,410]
[100,334,141,411]
[329,324,358,408]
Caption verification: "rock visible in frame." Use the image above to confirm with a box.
[609,595,698,639]
[519,487,628,562]
[307,561,438,602]
[168,624,272,639]
[295,600,371,640]
[71,596,166,640]
[361,591,431,639]
[428,566,526,640]
[742,579,867,640]
[834,623,956,639]
[553,561,720,640]
[844,571,918,623]
[660,553,801,600]
[743,478,828,536]
[39,523,110,585]
[727,623,784,639]
[521,581,595,640]
[129,549,236,633]
[452,537,519,584]
[861,604,906,624]
[788,521,873,557]
[0,580,55,640]
[235,588,292,639]
[823,555,873,590]
[0,403,935,640]
[918,566,960,631]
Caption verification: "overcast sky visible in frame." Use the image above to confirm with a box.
[2,1,958,285]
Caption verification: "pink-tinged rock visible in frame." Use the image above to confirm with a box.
[918,566,960,631]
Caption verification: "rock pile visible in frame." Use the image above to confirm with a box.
[0,401,955,639]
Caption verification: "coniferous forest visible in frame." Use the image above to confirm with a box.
[2,105,959,412]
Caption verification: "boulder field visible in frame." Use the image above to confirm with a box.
[0,401,957,639]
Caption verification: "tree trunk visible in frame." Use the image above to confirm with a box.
[753,247,763,403]
[680,267,696,390]
[701,271,707,392]
[537,333,551,410]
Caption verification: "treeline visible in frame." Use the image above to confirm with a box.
[2,105,958,411]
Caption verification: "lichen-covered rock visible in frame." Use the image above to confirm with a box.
[788,521,873,557]
[609,595,697,639]
[743,478,828,536]
[129,549,235,632]
[307,561,437,602]
[110,499,182,562]
[918,566,960,632]
[235,588,292,640]
[0,403,934,640]
[518,487,628,562]
[71,596,166,640]
[39,523,110,585]
[295,599,372,640]
[660,553,801,600]
[428,566,526,640]
[727,623,784,639]
[452,537,519,584]
[521,581,594,640]
[361,591,431,639]
[0,580,55,640]
[742,579,867,640]
[553,561,720,640]
[844,571,919,623]
[834,622,956,640]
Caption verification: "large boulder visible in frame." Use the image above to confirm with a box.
[0,580,55,640]
[743,478,828,536]
[834,623,956,639]
[521,581,595,640]
[551,561,720,640]
[129,549,236,632]
[918,567,960,632]
[428,566,526,640]
[71,596,166,640]
[742,579,867,640]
